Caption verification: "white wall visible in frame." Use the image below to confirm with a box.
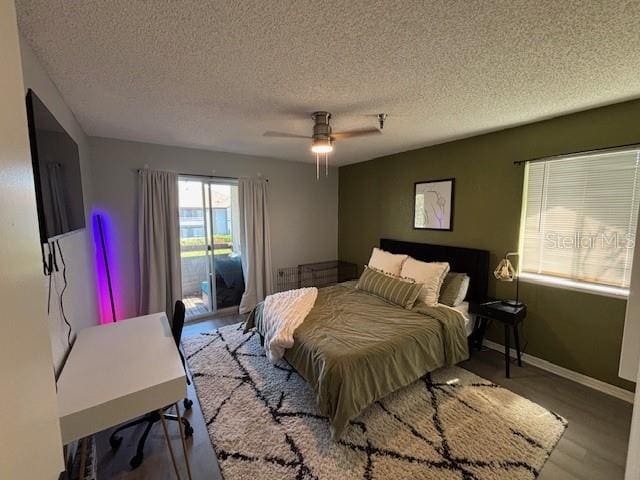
[620,205,640,381]
[0,2,63,477]
[623,207,640,478]
[89,136,339,319]
[626,362,640,478]
[19,36,99,371]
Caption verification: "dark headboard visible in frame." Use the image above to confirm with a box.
[380,238,490,302]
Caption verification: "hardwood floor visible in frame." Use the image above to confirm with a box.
[96,314,632,479]
[460,352,632,480]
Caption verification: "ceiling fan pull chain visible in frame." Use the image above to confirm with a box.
[325,153,328,177]
[316,153,319,180]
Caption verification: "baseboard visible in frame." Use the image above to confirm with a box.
[482,340,635,404]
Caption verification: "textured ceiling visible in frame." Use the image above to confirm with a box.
[15,0,640,165]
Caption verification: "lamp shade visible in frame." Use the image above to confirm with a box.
[494,253,518,282]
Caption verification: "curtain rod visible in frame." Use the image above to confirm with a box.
[513,142,640,166]
[134,168,268,181]
[178,172,269,182]
[179,173,269,182]
[178,172,237,180]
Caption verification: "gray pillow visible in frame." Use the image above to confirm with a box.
[439,273,470,307]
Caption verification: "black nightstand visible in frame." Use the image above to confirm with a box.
[470,300,527,378]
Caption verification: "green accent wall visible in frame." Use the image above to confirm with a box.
[338,100,640,391]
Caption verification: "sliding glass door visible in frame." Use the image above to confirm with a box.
[178,177,243,320]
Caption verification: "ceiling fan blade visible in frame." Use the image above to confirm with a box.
[331,128,382,140]
[263,131,311,139]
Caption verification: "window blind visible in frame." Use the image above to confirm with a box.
[520,148,640,289]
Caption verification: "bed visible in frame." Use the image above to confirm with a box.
[245,239,490,439]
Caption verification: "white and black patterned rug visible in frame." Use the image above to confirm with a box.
[183,323,567,480]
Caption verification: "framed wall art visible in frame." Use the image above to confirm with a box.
[413,178,454,231]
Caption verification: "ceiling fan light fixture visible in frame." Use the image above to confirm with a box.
[311,138,333,154]
[264,110,385,178]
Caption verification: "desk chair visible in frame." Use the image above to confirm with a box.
[109,301,194,469]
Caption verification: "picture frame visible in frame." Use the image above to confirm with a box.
[413,178,455,231]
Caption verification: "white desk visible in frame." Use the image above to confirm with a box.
[56,313,190,477]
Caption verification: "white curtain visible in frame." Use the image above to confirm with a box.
[137,169,182,317]
[238,177,273,313]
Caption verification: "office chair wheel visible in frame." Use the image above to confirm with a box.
[130,453,144,470]
[183,398,193,410]
[109,435,123,450]
[180,417,194,437]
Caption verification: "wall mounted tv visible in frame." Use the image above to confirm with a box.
[26,89,85,243]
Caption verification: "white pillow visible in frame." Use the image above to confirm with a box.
[400,257,450,306]
[367,247,408,277]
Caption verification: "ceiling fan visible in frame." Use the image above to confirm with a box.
[264,112,386,178]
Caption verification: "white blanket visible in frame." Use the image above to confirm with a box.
[261,287,318,363]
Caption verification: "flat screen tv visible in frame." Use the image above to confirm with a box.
[26,89,85,243]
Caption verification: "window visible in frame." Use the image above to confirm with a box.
[519,147,640,296]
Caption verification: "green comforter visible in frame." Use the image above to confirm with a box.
[244,282,469,439]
